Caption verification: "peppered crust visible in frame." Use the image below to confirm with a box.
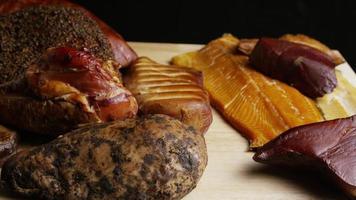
[0,5,114,84]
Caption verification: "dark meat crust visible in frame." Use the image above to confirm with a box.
[0,95,99,135]
[1,114,208,200]
[0,0,138,67]
[0,5,114,84]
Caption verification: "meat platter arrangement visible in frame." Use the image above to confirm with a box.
[0,0,356,199]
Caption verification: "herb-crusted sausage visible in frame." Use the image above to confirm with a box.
[1,114,208,200]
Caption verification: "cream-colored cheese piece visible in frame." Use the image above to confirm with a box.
[317,62,356,119]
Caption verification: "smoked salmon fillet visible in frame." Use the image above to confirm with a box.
[171,34,324,148]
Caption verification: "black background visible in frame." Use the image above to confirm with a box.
[75,0,356,66]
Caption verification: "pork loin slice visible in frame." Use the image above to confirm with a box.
[124,57,212,134]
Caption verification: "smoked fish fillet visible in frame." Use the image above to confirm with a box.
[171,34,324,148]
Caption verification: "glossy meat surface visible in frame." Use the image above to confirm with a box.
[0,47,137,135]
[254,115,356,198]
[27,47,138,122]
[280,34,345,65]
[250,38,337,98]
[124,57,212,134]
[172,34,323,147]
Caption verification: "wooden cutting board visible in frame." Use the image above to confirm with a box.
[129,42,349,200]
[0,42,350,200]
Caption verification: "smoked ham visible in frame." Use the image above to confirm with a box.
[0,2,138,135]
[27,47,138,122]
[124,57,212,134]
[171,34,323,147]
[0,47,137,135]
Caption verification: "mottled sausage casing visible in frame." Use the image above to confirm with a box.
[0,0,137,67]
[1,114,208,200]
[250,38,337,98]
[254,115,356,198]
